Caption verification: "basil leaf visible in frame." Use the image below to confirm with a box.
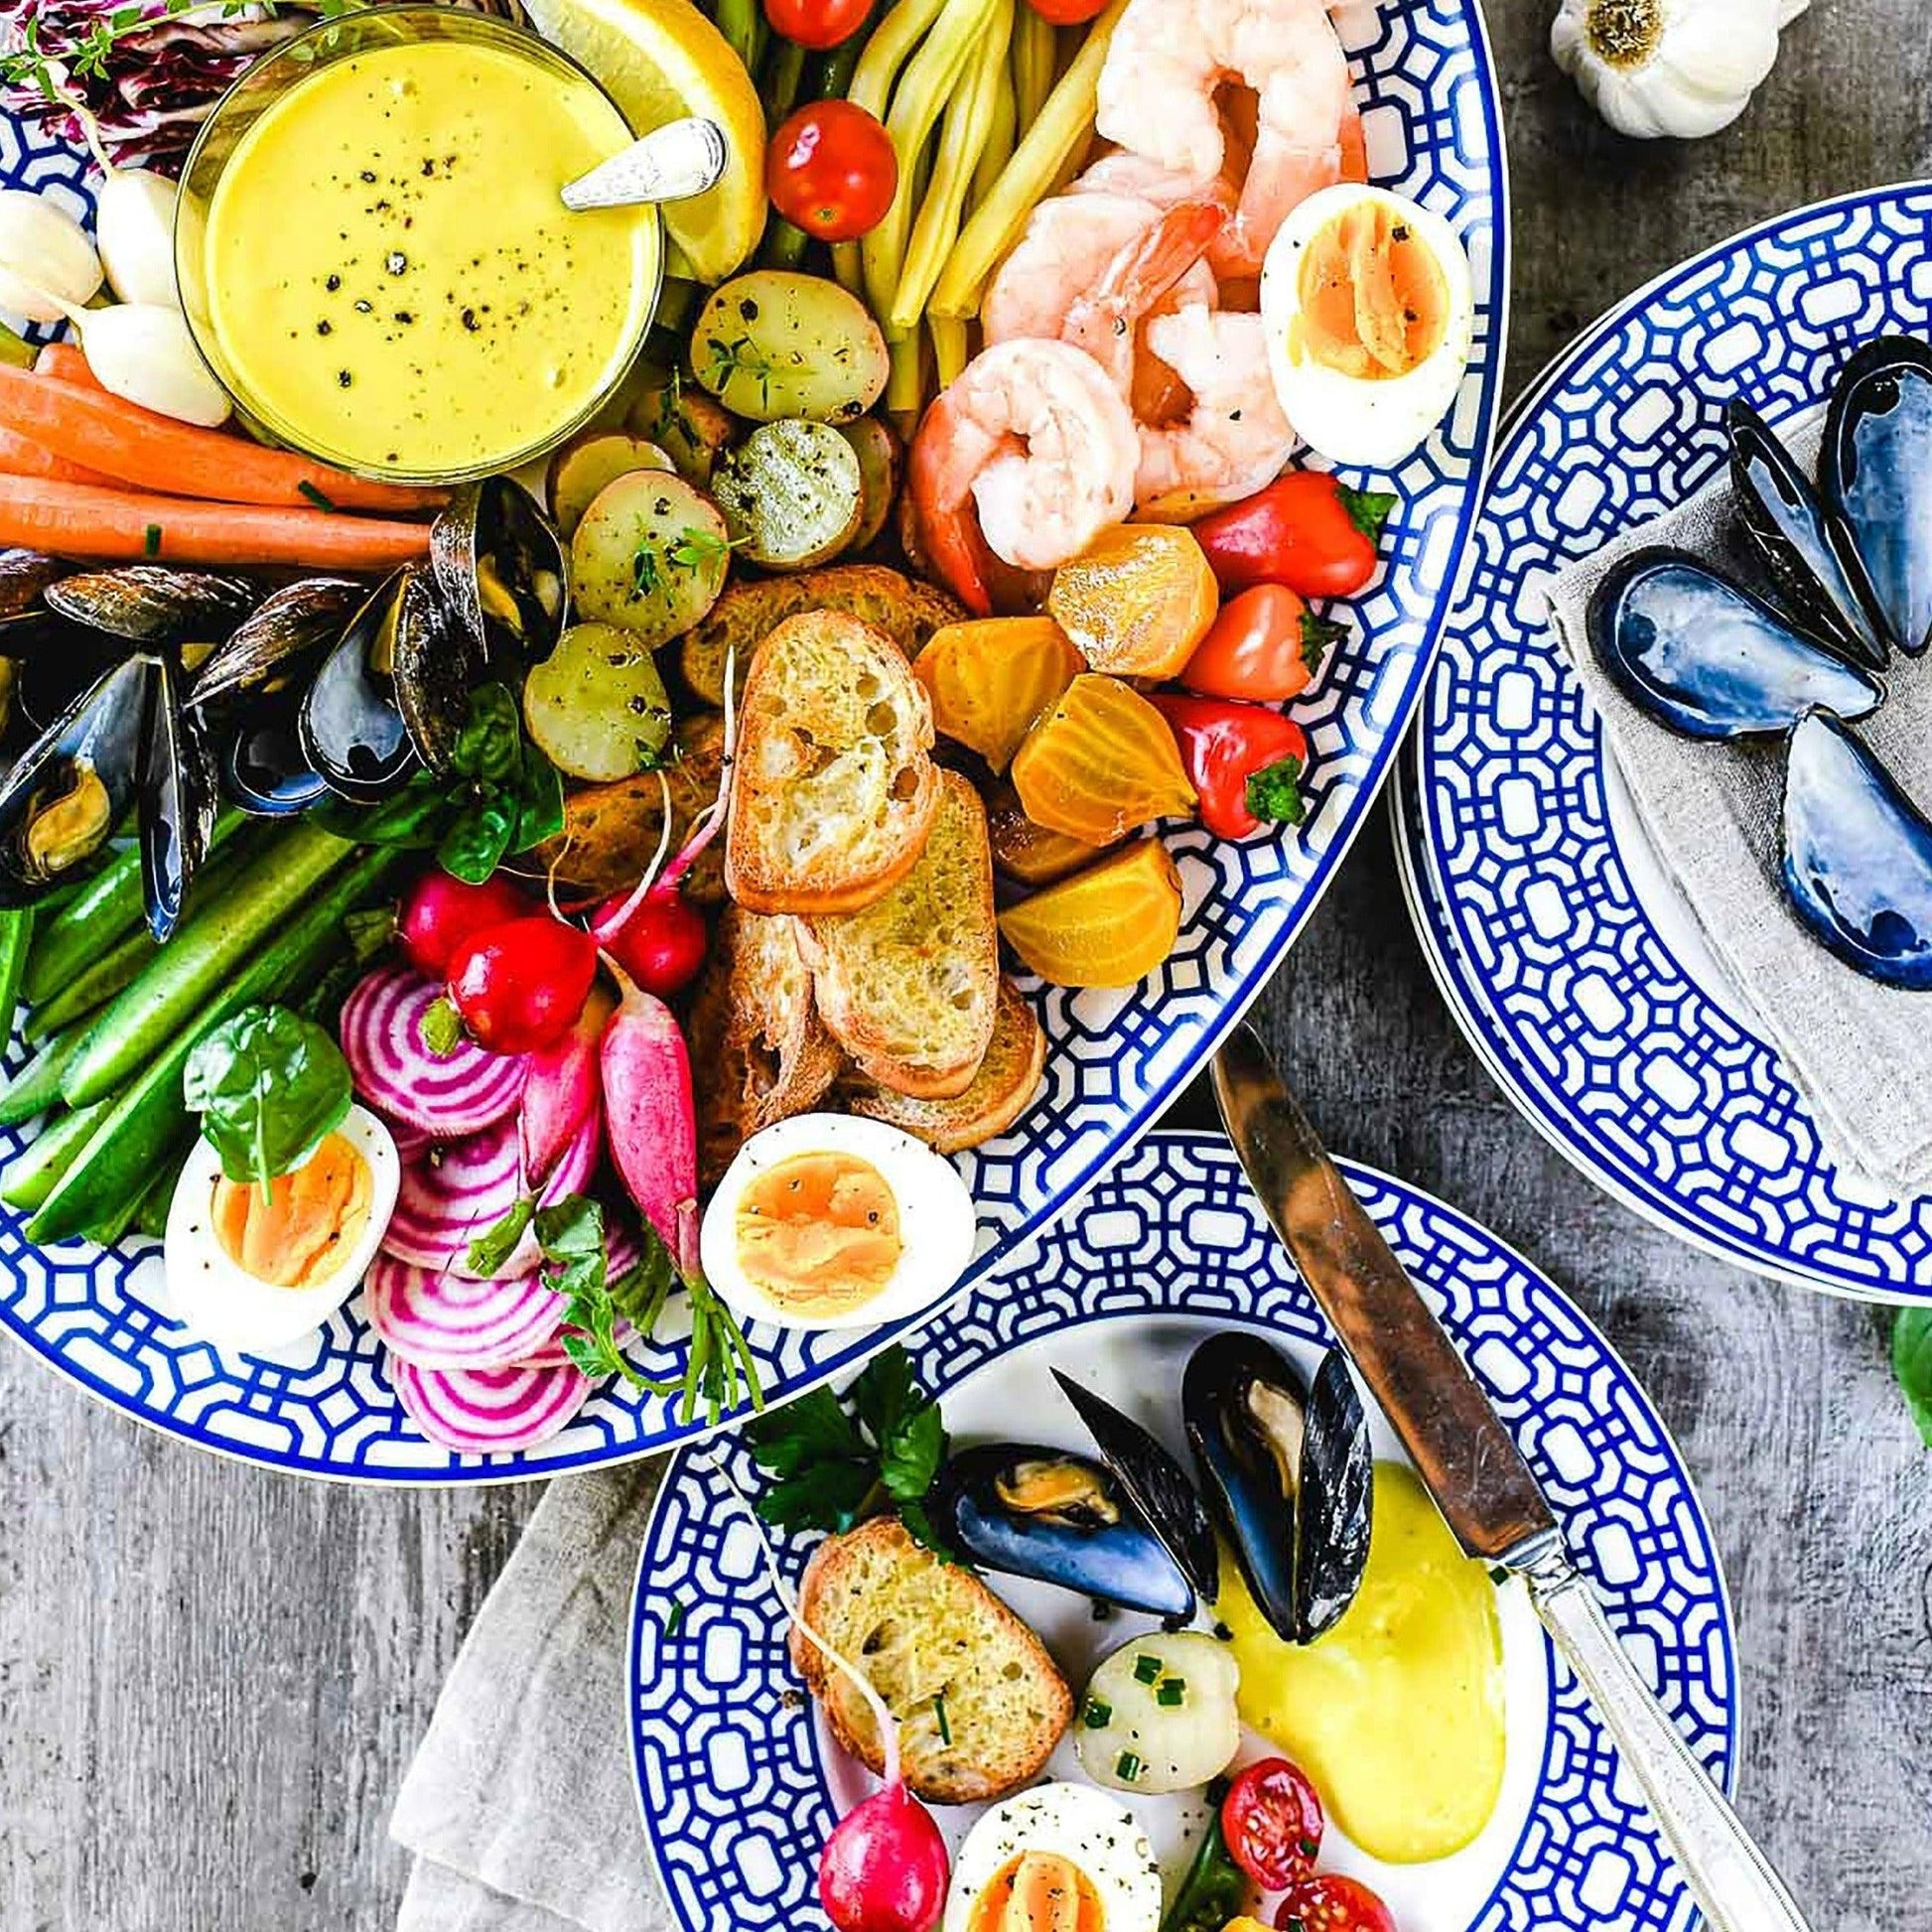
[183,1004,353,1193]
[437,792,516,884]
[454,683,523,783]
[509,750,566,853]
[1893,1309,1932,1448]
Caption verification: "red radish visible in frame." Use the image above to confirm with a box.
[389,1357,592,1454]
[522,985,615,1188]
[398,871,532,978]
[593,883,708,997]
[449,916,599,1055]
[341,965,527,1135]
[599,957,700,1277]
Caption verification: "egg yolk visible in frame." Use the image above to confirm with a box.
[1291,200,1449,381]
[211,1133,372,1291]
[1217,1460,1506,1864]
[734,1150,902,1316]
[965,1853,1106,1932]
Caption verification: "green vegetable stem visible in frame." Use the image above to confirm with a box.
[1158,1792,1249,1932]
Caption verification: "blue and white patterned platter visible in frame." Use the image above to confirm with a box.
[630,1131,1736,1932]
[0,0,1506,1477]
[1395,183,1932,1302]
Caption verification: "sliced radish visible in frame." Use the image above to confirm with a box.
[390,1357,591,1453]
[382,1116,526,1272]
[342,964,526,1135]
[365,1252,568,1370]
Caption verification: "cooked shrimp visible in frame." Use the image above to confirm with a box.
[1132,304,1299,507]
[1094,0,1354,276]
[908,338,1140,613]
[1071,150,1249,283]
[1061,201,1226,393]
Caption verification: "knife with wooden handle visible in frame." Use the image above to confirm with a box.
[1210,1023,1812,1932]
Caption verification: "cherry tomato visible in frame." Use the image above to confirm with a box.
[1024,0,1112,22]
[447,916,599,1055]
[765,101,897,242]
[1192,472,1395,601]
[1222,1758,1324,1892]
[593,883,709,998]
[1181,586,1347,703]
[1275,1875,1397,1932]
[397,870,532,978]
[763,0,873,51]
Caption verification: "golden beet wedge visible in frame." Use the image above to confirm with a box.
[1047,524,1219,678]
[1010,674,1196,846]
[914,617,1085,773]
[999,839,1184,989]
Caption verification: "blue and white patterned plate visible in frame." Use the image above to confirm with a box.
[1395,183,1932,1302]
[630,1131,1736,1932]
[0,0,1506,1477]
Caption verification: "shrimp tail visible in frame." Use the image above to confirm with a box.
[907,405,999,617]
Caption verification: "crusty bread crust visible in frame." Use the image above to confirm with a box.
[844,978,1044,1152]
[791,1517,1071,1805]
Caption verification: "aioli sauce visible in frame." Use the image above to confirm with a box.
[1217,1461,1506,1864]
[202,38,657,477]
[734,1150,902,1317]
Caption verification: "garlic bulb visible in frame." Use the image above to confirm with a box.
[1550,0,1807,140]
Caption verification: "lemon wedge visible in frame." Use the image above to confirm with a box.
[523,0,766,284]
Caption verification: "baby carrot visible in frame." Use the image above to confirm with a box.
[34,342,99,388]
[0,422,121,487]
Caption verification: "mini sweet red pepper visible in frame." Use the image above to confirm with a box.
[1152,694,1309,841]
[1191,471,1395,600]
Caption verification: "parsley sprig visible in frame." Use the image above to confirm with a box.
[744,1344,948,1547]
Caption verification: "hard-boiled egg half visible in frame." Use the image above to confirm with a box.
[699,1112,976,1331]
[165,1104,399,1353]
[943,1783,1163,1932]
[1259,182,1474,469]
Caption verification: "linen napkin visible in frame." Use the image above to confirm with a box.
[1544,407,1932,1196]
[390,1465,675,1932]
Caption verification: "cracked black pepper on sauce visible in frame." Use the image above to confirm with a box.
[200,36,657,476]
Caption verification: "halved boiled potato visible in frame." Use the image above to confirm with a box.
[571,470,730,645]
[712,419,862,573]
[626,364,738,484]
[690,271,889,424]
[522,621,673,781]
[547,430,673,536]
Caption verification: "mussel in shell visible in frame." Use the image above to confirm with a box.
[431,476,568,665]
[1050,1369,1219,1607]
[1781,707,1932,989]
[1822,336,1932,657]
[388,563,483,774]
[138,656,217,940]
[1727,399,1889,670]
[299,573,419,803]
[44,566,260,644]
[1588,549,1882,740]
[929,1446,1198,1619]
[1182,1335,1372,1644]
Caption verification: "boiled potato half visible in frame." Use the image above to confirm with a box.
[840,416,900,552]
[712,419,863,572]
[690,271,890,424]
[626,364,738,484]
[522,622,673,781]
[547,430,672,536]
[571,471,731,647]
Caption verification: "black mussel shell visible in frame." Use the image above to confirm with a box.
[1823,336,1932,657]
[388,564,483,774]
[431,477,568,665]
[1051,1370,1218,1605]
[1727,399,1889,670]
[929,1445,1196,1619]
[0,654,156,903]
[136,655,215,942]
[222,710,330,817]
[1183,1333,1372,1644]
[186,578,364,713]
[1588,549,1882,740]
[0,549,70,620]
[298,574,419,803]
[7,621,123,739]
[45,566,261,645]
[1781,707,1932,989]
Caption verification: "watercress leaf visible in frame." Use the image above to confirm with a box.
[1893,1309,1932,1448]
[754,1458,878,1535]
[466,1196,535,1278]
[850,1343,918,1448]
[182,1004,353,1191]
[878,1398,946,1502]
[745,1386,862,1476]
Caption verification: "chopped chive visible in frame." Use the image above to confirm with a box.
[1081,1697,1112,1729]
[1132,1653,1162,1684]
[1115,1749,1142,1782]
[663,1598,687,1634]
[932,1694,951,1746]
[297,480,338,512]
[1155,1679,1185,1707]
[142,523,161,558]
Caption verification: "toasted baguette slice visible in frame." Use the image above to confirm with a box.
[792,1517,1071,1805]
[687,905,844,1187]
[800,770,997,1099]
[844,978,1044,1151]
[679,564,965,707]
[726,612,940,916]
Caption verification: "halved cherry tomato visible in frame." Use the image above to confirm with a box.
[1024,0,1111,20]
[1274,1874,1397,1932]
[765,101,897,242]
[1181,585,1347,703]
[763,0,872,48]
[1193,472,1395,600]
[1222,1758,1324,1892]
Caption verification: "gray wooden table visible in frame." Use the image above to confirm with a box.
[6,5,1931,1928]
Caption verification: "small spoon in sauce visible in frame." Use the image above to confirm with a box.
[562,116,729,211]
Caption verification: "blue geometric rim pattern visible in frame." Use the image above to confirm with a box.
[0,0,1507,1479]
[629,1132,1737,1932]
[1396,183,1932,1302]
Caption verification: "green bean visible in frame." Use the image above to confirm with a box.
[714,0,763,71]
[929,312,970,389]
[759,215,813,270]
[971,50,1017,210]
[761,36,808,123]
[1011,2,1055,132]
[801,10,876,100]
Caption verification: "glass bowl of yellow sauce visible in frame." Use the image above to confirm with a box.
[176,5,662,483]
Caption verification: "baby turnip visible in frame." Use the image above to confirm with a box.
[55,298,230,426]
[69,100,180,308]
[0,190,102,322]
